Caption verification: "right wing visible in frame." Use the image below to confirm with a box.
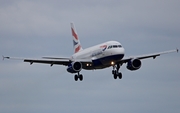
[24,59,70,66]
[3,56,92,67]
[3,56,70,66]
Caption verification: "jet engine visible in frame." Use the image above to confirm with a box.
[67,61,82,73]
[127,59,142,71]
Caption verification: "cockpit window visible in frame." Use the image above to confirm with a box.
[118,45,122,47]
[113,45,118,48]
[108,45,122,49]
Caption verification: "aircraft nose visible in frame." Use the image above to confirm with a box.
[121,47,125,54]
[113,47,125,56]
[117,47,125,54]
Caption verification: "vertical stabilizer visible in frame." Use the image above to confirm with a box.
[71,23,83,53]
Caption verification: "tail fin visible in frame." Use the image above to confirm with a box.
[71,23,83,53]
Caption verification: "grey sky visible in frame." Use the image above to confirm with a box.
[0,0,180,113]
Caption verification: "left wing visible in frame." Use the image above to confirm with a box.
[119,49,178,64]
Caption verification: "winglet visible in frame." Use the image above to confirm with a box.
[177,48,179,53]
[2,55,10,60]
[2,56,23,60]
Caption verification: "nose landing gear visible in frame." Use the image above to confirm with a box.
[112,64,122,79]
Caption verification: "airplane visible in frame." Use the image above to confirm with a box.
[3,23,178,81]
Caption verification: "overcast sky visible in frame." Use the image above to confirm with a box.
[0,0,180,113]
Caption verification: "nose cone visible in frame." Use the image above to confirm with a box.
[120,46,125,52]
[109,47,125,61]
[114,47,125,55]
[119,47,125,58]
[110,47,125,61]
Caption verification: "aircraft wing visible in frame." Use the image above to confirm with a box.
[24,59,70,66]
[119,49,178,64]
[42,57,92,64]
[3,56,92,66]
[2,56,70,66]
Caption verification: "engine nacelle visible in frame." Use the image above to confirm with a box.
[67,61,82,73]
[127,59,142,71]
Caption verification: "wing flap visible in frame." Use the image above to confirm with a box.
[42,56,71,60]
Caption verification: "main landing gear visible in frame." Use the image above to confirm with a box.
[74,72,83,81]
[112,64,122,79]
[73,64,122,81]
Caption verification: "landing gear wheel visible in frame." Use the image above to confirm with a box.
[112,64,122,80]
[79,74,83,81]
[74,75,78,81]
[74,73,83,81]
[118,73,122,79]
[113,74,118,79]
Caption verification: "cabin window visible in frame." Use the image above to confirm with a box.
[108,45,112,49]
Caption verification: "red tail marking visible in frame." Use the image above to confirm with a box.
[71,28,78,40]
[100,45,107,48]
[75,45,81,53]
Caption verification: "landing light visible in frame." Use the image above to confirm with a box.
[86,64,92,66]
[111,61,115,65]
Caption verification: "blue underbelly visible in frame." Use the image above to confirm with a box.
[92,54,124,69]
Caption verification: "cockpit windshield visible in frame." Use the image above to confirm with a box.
[108,45,122,49]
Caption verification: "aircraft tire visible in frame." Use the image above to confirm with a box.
[74,75,78,81]
[118,73,122,79]
[79,74,83,81]
[113,74,118,79]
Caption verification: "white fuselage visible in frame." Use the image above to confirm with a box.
[71,41,125,70]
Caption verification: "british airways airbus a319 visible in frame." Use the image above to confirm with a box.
[4,23,178,81]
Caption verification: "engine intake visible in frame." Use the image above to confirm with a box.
[127,59,141,71]
[67,61,82,73]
